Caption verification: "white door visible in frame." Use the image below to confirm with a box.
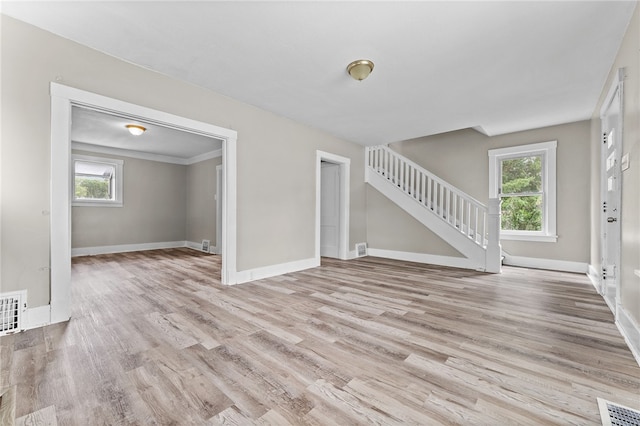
[600,76,623,313]
[321,162,340,258]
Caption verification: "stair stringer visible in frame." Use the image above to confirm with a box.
[367,170,486,270]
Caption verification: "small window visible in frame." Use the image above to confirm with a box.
[489,141,556,242]
[72,154,123,207]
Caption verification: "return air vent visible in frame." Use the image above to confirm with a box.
[598,397,640,426]
[355,243,368,258]
[0,291,27,336]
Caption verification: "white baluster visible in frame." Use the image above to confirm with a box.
[485,198,502,273]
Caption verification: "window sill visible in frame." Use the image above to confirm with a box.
[72,201,123,208]
[500,233,557,243]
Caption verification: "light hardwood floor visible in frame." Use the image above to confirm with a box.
[1,248,639,425]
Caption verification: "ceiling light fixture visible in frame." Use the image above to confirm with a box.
[125,124,146,136]
[347,59,374,81]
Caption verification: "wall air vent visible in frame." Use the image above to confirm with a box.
[0,291,27,336]
[598,397,640,426]
[355,243,368,258]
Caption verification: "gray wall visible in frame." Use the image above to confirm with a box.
[71,151,187,248]
[72,151,220,251]
[590,4,640,328]
[366,187,463,257]
[186,157,221,245]
[1,15,367,307]
[373,120,591,263]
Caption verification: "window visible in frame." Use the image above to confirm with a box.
[72,154,123,207]
[488,141,556,242]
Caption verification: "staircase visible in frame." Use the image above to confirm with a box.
[365,145,502,273]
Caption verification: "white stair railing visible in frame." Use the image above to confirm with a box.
[366,145,502,272]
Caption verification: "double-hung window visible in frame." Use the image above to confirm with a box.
[72,154,123,207]
[488,141,557,242]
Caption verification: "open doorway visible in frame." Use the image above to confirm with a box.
[70,106,223,257]
[50,83,238,324]
[315,151,350,262]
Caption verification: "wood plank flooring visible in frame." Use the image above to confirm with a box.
[1,248,639,425]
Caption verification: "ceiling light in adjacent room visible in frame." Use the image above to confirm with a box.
[125,124,146,136]
[347,59,374,81]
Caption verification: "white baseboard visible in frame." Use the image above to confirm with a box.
[236,257,319,284]
[587,264,600,292]
[616,305,640,368]
[25,305,51,330]
[367,248,480,270]
[185,241,217,254]
[502,254,588,274]
[72,241,187,257]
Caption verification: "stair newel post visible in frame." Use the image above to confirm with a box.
[364,146,371,182]
[485,198,502,273]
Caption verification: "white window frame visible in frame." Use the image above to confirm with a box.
[72,154,124,207]
[488,141,557,242]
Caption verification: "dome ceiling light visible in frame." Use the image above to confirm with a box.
[347,59,374,81]
[125,124,146,136]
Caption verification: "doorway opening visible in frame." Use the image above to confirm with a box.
[50,83,238,324]
[315,151,350,262]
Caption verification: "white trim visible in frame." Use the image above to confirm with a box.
[72,241,187,257]
[222,133,238,284]
[72,141,222,165]
[500,233,557,242]
[502,254,587,273]
[50,93,72,324]
[616,305,640,368]
[235,257,319,284]
[216,165,223,256]
[488,140,557,241]
[315,151,351,261]
[367,248,481,270]
[25,305,51,330]
[600,68,625,117]
[72,153,124,207]
[50,83,238,324]
[587,264,600,292]
[186,149,223,165]
[599,68,624,310]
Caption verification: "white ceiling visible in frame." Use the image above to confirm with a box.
[71,107,222,163]
[4,1,636,146]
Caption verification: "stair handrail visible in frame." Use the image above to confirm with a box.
[366,145,488,246]
[367,145,487,210]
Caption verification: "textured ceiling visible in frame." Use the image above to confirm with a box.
[3,1,636,146]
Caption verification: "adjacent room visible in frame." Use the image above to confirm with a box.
[1,1,640,425]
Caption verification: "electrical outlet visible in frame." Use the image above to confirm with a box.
[202,240,210,252]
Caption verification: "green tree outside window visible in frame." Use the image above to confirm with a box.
[500,156,542,231]
[74,175,110,200]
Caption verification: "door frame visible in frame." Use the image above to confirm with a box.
[50,83,238,324]
[216,164,223,255]
[599,68,624,312]
[315,151,350,261]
